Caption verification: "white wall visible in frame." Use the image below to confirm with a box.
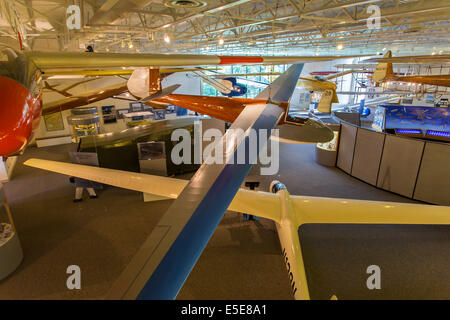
[36,72,203,140]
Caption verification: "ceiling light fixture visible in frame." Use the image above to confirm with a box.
[336,43,344,50]
[164,0,207,9]
[218,38,224,45]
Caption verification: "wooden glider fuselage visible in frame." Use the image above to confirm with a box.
[156,94,290,124]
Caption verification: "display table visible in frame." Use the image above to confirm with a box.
[0,224,23,281]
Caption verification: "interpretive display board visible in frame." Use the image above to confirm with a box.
[44,112,65,131]
[102,105,117,124]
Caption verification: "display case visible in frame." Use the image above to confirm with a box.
[67,107,101,143]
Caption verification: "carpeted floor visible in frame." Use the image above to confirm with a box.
[0,142,448,300]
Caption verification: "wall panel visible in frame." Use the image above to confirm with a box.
[377,135,424,198]
[352,129,385,186]
[414,142,450,205]
[337,122,357,174]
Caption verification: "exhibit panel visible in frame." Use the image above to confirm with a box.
[351,128,385,186]
[413,142,450,205]
[336,122,357,174]
[377,135,425,198]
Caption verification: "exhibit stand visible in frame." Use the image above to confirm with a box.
[0,157,18,183]
[0,184,23,281]
[336,121,450,205]
[315,124,340,167]
[67,107,101,143]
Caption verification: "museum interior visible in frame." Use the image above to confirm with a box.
[0,0,449,301]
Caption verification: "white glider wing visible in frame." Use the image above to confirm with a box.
[24,158,281,223]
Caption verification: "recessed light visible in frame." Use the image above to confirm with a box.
[164,0,207,9]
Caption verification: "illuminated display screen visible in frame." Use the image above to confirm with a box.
[426,130,450,138]
[382,105,450,133]
[395,129,423,135]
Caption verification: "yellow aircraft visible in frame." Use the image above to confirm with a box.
[297,71,355,113]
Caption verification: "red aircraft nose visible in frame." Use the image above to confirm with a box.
[0,76,35,157]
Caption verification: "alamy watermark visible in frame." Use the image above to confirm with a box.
[171,122,280,176]
[66,265,81,290]
[66,5,81,30]
[366,265,381,290]
[366,5,381,30]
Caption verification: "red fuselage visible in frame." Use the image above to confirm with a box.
[0,75,42,157]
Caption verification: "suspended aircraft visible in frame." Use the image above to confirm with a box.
[27,63,307,299]
[23,63,450,300]
[197,69,354,113]
[0,47,366,157]
[296,71,355,114]
[366,51,450,87]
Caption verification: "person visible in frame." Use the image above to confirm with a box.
[69,176,98,202]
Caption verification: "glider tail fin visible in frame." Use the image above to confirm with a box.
[373,51,394,82]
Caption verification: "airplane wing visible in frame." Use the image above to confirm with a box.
[193,69,234,94]
[292,196,450,225]
[43,68,219,78]
[23,159,281,223]
[363,55,450,65]
[268,182,450,300]
[25,157,450,302]
[25,51,369,70]
[111,103,284,300]
[391,75,450,87]
[28,64,303,300]
[325,70,356,80]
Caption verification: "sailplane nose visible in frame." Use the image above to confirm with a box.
[0,76,34,156]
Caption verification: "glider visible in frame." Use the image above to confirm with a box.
[26,64,305,299]
[23,160,450,300]
[23,64,450,299]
